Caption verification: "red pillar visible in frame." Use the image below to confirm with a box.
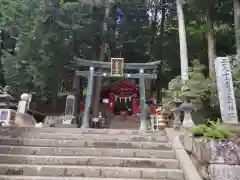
[109,94,115,115]
[132,97,138,115]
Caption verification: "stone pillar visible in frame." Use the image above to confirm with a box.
[63,94,75,124]
[150,114,155,131]
[17,93,30,113]
[170,100,182,129]
[182,110,194,127]
[65,95,75,115]
[82,67,94,128]
[16,93,37,127]
[139,69,148,131]
[171,108,182,129]
[27,94,32,110]
[180,98,195,127]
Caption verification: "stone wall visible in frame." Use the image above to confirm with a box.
[181,134,240,180]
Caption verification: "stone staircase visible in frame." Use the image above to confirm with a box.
[0,127,185,180]
[109,115,140,129]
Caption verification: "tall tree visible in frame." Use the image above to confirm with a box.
[92,0,112,120]
[187,0,217,76]
[233,0,240,55]
[156,0,166,103]
[205,1,217,76]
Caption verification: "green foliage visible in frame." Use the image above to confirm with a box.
[163,57,240,120]
[1,0,95,97]
[0,0,239,111]
[163,60,218,110]
[189,120,232,140]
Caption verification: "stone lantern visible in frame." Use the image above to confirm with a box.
[0,87,17,126]
[0,92,16,109]
[170,99,183,129]
[179,95,195,127]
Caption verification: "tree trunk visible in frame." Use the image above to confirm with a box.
[206,10,216,76]
[0,27,6,86]
[233,0,240,55]
[72,34,81,119]
[156,0,166,103]
[92,2,111,119]
[147,7,159,96]
[51,91,57,111]
[72,73,80,119]
[0,59,6,86]
[148,7,159,62]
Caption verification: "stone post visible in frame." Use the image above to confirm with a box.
[150,114,155,131]
[17,93,30,113]
[65,95,75,115]
[170,99,182,129]
[171,108,182,129]
[27,94,32,110]
[63,94,75,124]
[82,67,94,128]
[180,97,195,127]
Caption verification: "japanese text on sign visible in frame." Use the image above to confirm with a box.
[111,58,124,76]
[215,57,238,123]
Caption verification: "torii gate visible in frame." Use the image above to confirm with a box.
[74,57,161,131]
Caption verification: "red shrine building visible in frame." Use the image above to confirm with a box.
[101,81,151,115]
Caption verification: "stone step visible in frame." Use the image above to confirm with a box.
[54,124,78,128]
[0,176,176,180]
[0,137,172,150]
[0,154,179,169]
[0,132,168,142]
[0,164,184,180]
[0,146,175,159]
[0,127,165,135]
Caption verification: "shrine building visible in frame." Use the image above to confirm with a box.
[101,81,151,116]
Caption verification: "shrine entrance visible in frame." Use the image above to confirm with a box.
[75,57,160,131]
[114,100,132,115]
[101,81,151,116]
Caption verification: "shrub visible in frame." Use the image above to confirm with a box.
[189,120,232,140]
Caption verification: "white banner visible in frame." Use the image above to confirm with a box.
[215,57,238,123]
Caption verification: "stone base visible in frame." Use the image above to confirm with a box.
[14,112,36,127]
[181,133,240,180]
[208,164,240,180]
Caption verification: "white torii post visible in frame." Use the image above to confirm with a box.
[176,0,189,83]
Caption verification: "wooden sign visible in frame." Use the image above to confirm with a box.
[215,57,238,124]
[111,58,124,76]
